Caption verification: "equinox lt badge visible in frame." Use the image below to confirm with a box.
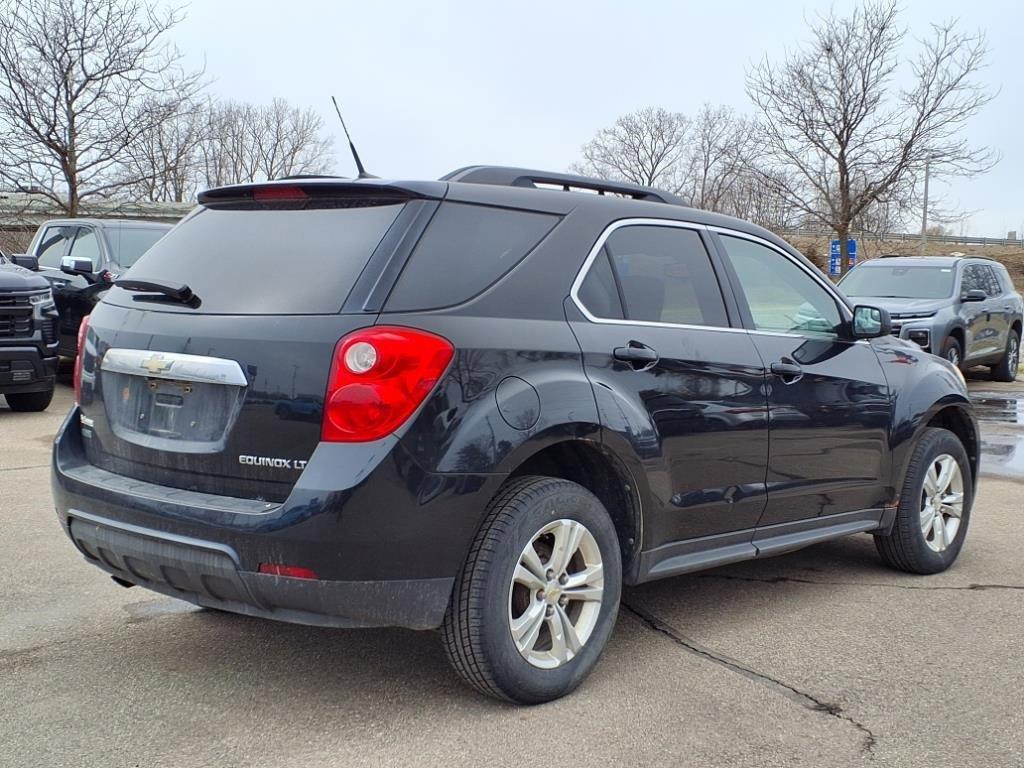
[238,455,308,470]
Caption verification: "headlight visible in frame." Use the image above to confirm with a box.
[29,289,53,305]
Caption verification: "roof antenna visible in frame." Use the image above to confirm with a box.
[331,96,376,179]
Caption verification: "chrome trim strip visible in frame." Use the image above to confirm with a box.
[101,348,248,386]
[568,218,748,334]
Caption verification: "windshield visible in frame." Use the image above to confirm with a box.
[103,227,170,268]
[839,264,955,299]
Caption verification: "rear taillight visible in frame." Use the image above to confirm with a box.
[258,563,318,580]
[73,315,90,404]
[322,326,454,442]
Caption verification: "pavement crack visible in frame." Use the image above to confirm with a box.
[697,573,1024,592]
[0,463,49,473]
[622,601,877,756]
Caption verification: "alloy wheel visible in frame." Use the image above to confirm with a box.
[946,347,960,367]
[920,454,964,553]
[508,519,604,669]
[1009,337,1019,373]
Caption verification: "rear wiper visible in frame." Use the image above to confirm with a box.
[115,278,199,306]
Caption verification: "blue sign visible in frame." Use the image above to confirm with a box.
[829,239,857,276]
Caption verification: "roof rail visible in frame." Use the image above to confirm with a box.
[441,165,686,206]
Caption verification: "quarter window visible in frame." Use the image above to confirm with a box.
[579,225,729,327]
[718,235,842,338]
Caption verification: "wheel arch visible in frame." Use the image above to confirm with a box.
[896,400,979,501]
[503,438,643,579]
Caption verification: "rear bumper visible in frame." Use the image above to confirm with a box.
[0,345,57,393]
[52,407,504,630]
[64,509,452,628]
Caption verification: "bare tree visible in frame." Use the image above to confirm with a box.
[0,0,203,215]
[571,107,691,193]
[119,98,205,202]
[680,105,758,211]
[746,0,996,275]
[195,99,334,190]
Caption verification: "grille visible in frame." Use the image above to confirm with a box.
[0,295,30,308]
[0,314,31,337]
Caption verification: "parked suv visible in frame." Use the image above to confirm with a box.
[27,218,171,356]
[839,255,1022,380]
[53,167,979,703]
[0,248,59,411]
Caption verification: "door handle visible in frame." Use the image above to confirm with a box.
[770,361,804,384]
[613,342,659,371]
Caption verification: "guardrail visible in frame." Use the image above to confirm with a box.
[780,230,1024,248]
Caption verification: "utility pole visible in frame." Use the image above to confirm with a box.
[919,159,930,255]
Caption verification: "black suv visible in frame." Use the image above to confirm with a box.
[53,168,979,703]
[0,248,59,411]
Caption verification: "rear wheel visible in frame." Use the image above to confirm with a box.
[941,336,964,370]
[874,428,972,574]
[990,329,1019,383]
[442,476,621,703]
[4,388,54,412]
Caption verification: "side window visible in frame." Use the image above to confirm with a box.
[35,226,76,268]
[596,225,729,327]
[577,248,624,319]
[385,203,558,312]
[961,265,988,295]
[68,227,101,268]
[718,235,842,337]
[980,265,1002,297]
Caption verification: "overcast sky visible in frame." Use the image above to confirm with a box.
[172,0,1022,236]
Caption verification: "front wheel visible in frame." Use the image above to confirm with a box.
[990,329,1019,383]
[442,476,622,703]
[874,428,972,574]
[940,336,964,371]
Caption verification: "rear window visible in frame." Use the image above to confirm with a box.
[384,202,558,312]
[104,227,169,268]
[106,204,403,314]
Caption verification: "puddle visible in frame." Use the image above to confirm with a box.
[971,392,1024,426]
[970,389,1024,481]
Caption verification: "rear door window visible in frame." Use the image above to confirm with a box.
[591,225,729,327]
[384,203,558,312]
[104,227,169,268]
[105,204,404,314]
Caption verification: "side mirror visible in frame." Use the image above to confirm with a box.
[960,289,987,303]
[11,254,39,271]
[851,305,892,339]
[61,255,96,277]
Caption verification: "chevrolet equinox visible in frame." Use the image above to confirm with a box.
[53,167,979,703]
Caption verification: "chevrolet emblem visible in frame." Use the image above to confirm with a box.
[140,354,173,375]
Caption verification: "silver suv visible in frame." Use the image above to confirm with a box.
[839,255,1022,381]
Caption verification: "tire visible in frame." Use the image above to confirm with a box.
[990,328,1019,383]
[874,428,972,575]
[442,475,622,704]
[940,336,964,371]
[5,388,54,412]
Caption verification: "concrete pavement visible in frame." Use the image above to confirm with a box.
[1,381,1021,767]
